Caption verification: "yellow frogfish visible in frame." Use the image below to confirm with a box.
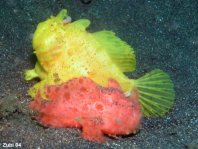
[25,9,175,117]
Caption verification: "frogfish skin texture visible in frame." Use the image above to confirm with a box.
[30,77,142,142]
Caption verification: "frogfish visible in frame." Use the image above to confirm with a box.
[25,9,175,117]
[30,77,142,142]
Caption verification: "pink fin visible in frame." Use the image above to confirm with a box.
[130,89,139,102]
[82,120,105,143]
[29,91,42,111]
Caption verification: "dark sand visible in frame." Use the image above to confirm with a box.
[0,0,197,148]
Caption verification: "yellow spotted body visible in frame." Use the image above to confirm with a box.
[25,9,175,117]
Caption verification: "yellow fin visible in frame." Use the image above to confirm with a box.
[56,9,68,21]
[134,69,175,117]
[72,19,91,31]
[24,69,38,81]
[92,31,136,72]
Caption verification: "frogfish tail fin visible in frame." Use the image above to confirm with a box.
[134,69,175,117]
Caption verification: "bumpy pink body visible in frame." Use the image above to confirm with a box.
[30,77,142,142]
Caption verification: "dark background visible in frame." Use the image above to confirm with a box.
[0,0,197,148]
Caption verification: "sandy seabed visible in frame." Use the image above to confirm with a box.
[0,0,197,148]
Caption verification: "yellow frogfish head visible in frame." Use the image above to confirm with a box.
[32,9,71,71]
[32,9,70,52]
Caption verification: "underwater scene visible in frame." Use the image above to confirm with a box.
[0,0,197,148]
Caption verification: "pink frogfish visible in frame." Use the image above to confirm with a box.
[30,77,142,142]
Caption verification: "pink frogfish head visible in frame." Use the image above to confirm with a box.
[30,77,142,142]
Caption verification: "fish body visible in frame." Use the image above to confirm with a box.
[30,77,142,142]
[25,9,175,117]
[26,9,135,98]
